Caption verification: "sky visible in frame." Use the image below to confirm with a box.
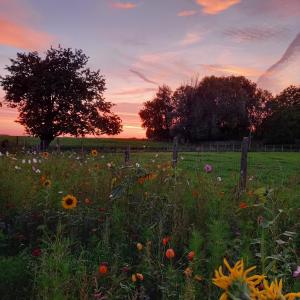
[0,0,299,138]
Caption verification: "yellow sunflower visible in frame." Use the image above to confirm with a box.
[213,259,265,300]
[42,179,52,188]
[91,149,98,157]
[62,194,78,209]
[258,279,300,300]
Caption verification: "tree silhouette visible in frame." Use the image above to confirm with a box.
[0,46,122,149]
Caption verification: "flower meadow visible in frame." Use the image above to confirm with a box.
[0,150,300,299]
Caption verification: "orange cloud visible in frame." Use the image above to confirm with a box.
[0,18,54,50]
[195,0,240,14]
[177,10,197,17]
[111,2,137,9]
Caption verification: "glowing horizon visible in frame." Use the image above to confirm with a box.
[0,0,300,138]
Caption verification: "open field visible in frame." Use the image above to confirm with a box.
[1,150,300,299]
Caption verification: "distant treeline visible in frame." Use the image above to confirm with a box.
[139,76,300,144]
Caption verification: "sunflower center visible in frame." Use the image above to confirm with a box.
[66,198,73,205]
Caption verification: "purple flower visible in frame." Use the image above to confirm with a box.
[204,164,213,173]
[293,266,300,278]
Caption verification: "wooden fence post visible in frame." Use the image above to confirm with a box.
[172,136,178,168]
[125,145,130,165]
[239,137,249,191]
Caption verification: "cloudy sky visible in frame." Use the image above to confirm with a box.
[0,0,299,138]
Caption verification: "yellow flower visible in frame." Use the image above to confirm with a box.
[136,243,143,251]
[91,149,98,157]
[259,279,300,300]
[213,259,264,300]
[62,194,78,209]
[42,179,51,188]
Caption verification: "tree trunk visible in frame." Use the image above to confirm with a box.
[40,138,53,151]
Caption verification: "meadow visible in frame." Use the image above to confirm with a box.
[0,149,300,299]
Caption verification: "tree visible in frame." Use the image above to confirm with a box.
[0,46,122,148]
[172,76,272,142]
[258,86,300,143]
[139,85,174,140]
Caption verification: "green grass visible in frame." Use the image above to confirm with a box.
[0,151,300,299]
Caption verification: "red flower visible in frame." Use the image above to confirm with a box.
[162,236,171,246]
[166,248,175,259]
[239,202,248,209]
[98,262,108,275]
[32,248,42,257]
[188,251,195,261]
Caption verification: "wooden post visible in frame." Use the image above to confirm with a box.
[239,137,249,191]
[124,145,130,165]
[172,136,178,168]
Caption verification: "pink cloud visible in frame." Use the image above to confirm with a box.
[111,1,137,9]
[0,18,54,50]
[195,0,240,14]
[177,10,197,17]
[180,32,202,46]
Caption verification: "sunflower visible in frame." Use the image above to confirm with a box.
[213,259,265,300]
[62,194,78,209]
[91,149,98,157]
[258,279,300,300]
[42,179,52,188]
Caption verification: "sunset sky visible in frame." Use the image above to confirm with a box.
[0,0,299,138]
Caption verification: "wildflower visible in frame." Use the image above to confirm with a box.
[162,236,171,246]
[33,158,37,163]
[32,248,42,257]
[293,266,300,278]
[184,267,193,278]
[213,259,264,300]
[98,262,108,275]
[247,191,254,197]
[91,149,98,157]
[22,159,26,164]
[62,194,78,209]
[43,179,52,188]
[166,248,175,259]
[131,274,137,282]
[204,164,213,173]
[136,243,143,251]
[188,251,195,261]
[217,176,222,182]
[136,273,144,281]
[84,198,92,205]
[239,202,248,209]
[192,190,199,198]
[219,191,225,197]
[40,175,46,184]
[107,162,112,168]
[260,279,300,300]
[28,159,31,164]
[136,162,140,168]
[14,166,21,170]
[35,169,41,174]
[42,152,49,159]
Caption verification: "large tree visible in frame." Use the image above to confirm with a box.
[0,46,122,148]
[139,85,174,140]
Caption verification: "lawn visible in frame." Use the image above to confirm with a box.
[0,150,300,299]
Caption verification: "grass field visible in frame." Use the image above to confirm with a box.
[1,150,300,299]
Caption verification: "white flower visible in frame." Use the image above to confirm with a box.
[33,158,37,163]
[217,176,222,182]
[107,163,112,168]
[101,155,105,159]
[180,156,184,160]
[38,159,42,163]
[22,159,26,164]
[155,154,158,158]
[151,159,155,163]
[35,169,41,174]
[109,194,113,199]
[15,166,21,170]
[136,163,140,168]
[28,159,31,164]
[6,151,9,156]
[58,191,63,194]
[0,152,3,156]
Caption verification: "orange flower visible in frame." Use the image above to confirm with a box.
[136,243,143,251]
[184,267,193,277]
[98,263,108,275]
[166,248,175,259]
[162,236,171,246]
[42,179,52,188]
[131,274,137,282]
[188,251,195,261]
[239,202,248,209]
[219,191,225,197]
[192,190,199,198]
[136,273,144,281]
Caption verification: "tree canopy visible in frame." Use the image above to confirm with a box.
[0,46,122,148]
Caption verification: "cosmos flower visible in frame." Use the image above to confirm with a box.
[166,248,175,259]
[204,164,213,173]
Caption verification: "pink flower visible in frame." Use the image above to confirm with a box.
[293,266,300,278]
[204,164,213,173]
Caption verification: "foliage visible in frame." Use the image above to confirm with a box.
[0,46,122,148]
